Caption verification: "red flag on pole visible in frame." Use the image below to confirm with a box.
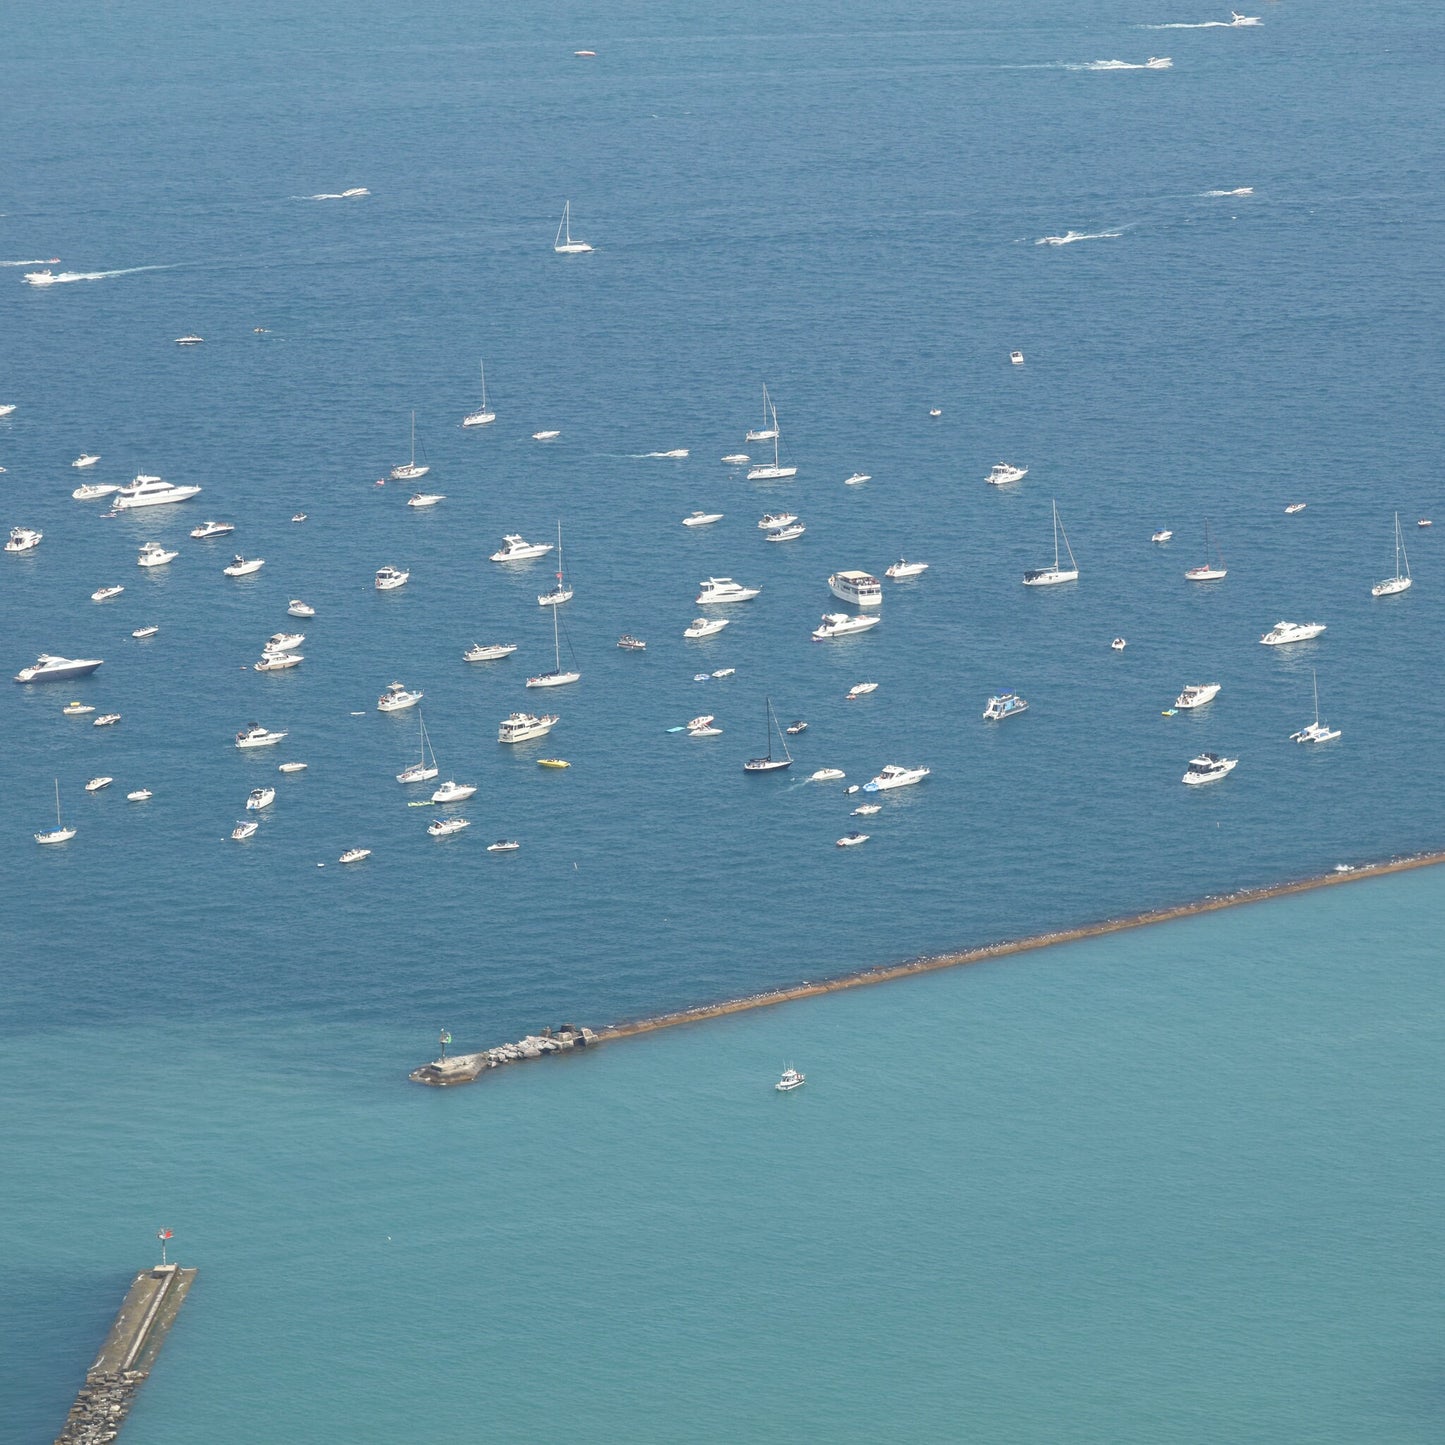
[158,1229,174,1241]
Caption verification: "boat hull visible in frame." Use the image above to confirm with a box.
[14,659,103,684]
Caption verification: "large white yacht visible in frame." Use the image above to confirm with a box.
[236,723,287,748]
[498,711,558,743]
[696,577,761,605]
[190,520,234,539]
[73,483,119,501]
[827,570,883,607]
[1182,752,1237,785]
[378,681,423,712]
[72,454,101,469]
[863,764,930,792]
[14,654,104,684]
[812,612,880,640]
[489,534,553,562]
[1259,621,1326,646]
[374,565,409,591]
[112,474,202,509]
[137,541,178,567]
[5,528,42,553]
[464,642,517,662]
[986,462,1028,486]
[684,617,730,638]
[1174,683,1221,710]
[223,556,265,577]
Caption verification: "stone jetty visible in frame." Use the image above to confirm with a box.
[55,1264,197,1445]
[410,1024,598,1085]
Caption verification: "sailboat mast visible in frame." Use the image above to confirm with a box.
[54,777,62,828]
[1053,501,1061,569]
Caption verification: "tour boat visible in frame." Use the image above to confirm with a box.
[137,541,177,567]
[407,493,445,509]
[112,474,202,509]
[431,780,477,803]
[428,816,470,837]
[685,617,730,638]
[885,559,928,579]
[746,399,797,480]
[190,520,234,539]
[696,577,761,605]
[91,586,124,602]
[232,820,259,841]
[35,780,75,846]
[374,565,409,591]
[498,711,558,743]
[1185,520,1227,581]
[464,642,518,662]
[246,786,276,810]
[836,832,870,848]
[390,411,430,481]
[73,483,119,501]
[765,522,805,541]
[489,534,553,562]
[1370,512,1412,596]
[1182,752,1237,785]
[461,360,496,427]
[983,692,1028,721]
[288,600,316,618]
[223,556,265,577]
[986,462,1027,486]
[6,527,43,553]
[812,612,879,640]
[526,604,581,687]
[682,511,724,528]
[236,724,287,749]
[14,654,103,684]
[85,776,113,793]
[1151,529,1173,543]
[1174,683,1220,710]
[1022,501,1079,586]
[776,1067,805,1091]
[616,635,646,651]
[554,200,593,254]
[864,764,930,792]
[72,454,100,469]
[1290,669,1340,744]
[746,384,779,442]
[758,513,798,530]
[744,698,793,773]
[339,848,371,864]
[828,570,883,607]
[1259,621,1325,646]
[377,681,423,712]
[92,713,121,727]
[126,789,152,802]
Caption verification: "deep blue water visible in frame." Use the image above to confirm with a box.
[4,1,1444,1439]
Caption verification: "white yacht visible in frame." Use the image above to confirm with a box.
[84,776,113,793]
[982,693,1029,721]
[843,472,871,486]
[885,559,928,578]
[746,384,779,442]
[190,520,234,539]
[246,786,276,811]
[847,682,878,698]
[14,654,103,684]
[1151,529,1173,543]
[986,462,1028,486]
[397,714,438,782]
[407,493,445,509]
[696,577,760,605]
[137,541,178,567]
[1259,621,1326,646]
[489,534,553,562]
[527,603,581,687]
[1182,752,1237,785]
[1185,520,1227,581]
[682,511,724,528]
[554,200,593,254]
[390,411,429,481]
[1175,683,1221,710]
[72,454,101,469]
[73,483,119,501]
[827,571,883,607]
[378,681,423,712]
[758,512,798,530]
[91,585,124,602]
[277,762,308,773]
[432,780,477,803]
[1010,350,1025,365]
[63,702,96,715]
[339,848,371,864]
[264,632,305,652]
[464,642,517,662]
[498,711,558,743]
[92,713,121,727]
[776,1067,805,1091]
[112,475,202,509]
[5,528,42,553]
[743,698,793,773]
[684,617,730,638]
[288,600,316,618]
[721,454,750,466]
[374,565,409,590]
[223,556,265,577]
[810,768,846,782]
[254,653,302,672]
[532,430,561,441]
[36,781,75,845]
[1022,500,1079,586]
[765,522,805,541]
[487,839,520,853]
[812,612,880,640]
[428,816,471,837]
[746,398,797,480]
[461,360,496,427]
[836,832,870,847]
[231,820,259,841]
[236,723,287,748]
[1371,513,1412,597]
[126,789,153,802]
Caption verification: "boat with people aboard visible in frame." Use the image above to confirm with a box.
[983,692,1029,721]
[112,474,202,509]
[91,586,124,602]
[428,816,470,837]
[1182,752,1237,785]
[1260,620,1326,646]
[231,820,259,841]
[1151,529,1173,543]
[136,541,177,567]
[254,652,303,672]
[223,555,265,577]
[407,493,445,509]
[432,780,477,803]
[759,513,797,530]
[246,787,276,810]
[836,831,869,847]
[14,654,103,684]
[84,776,113,793]
[1174,683,1220,710]
[378,681,423,712]
[812,612,879,640]
[827,570,882,606]
[498,711,558,743]
[92,713,121,727]
[339,848,371,864]
[864,764,930,792]
[616,634,646,651]
[190,520,234,539]
[776,1066,805,1091]
[765,522,805,541]
[685,617,730,638]
[63,702,95,716]
[73,483,119,501]
[697,577,761,605]
[1185,520,1227,581]
[72,454,100,469]
[843,473,871,486]
[885,559,928,579]
[288,600,316,618]
[487,839,521,853]
[6,527,43,553]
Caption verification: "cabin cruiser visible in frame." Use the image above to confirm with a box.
[288,600,316,618]
[983,692,1028,721]
[758,513,798,530]
[1284,503,1307,515]
[487,839,520,853]
[127,789,152,802]
[15,654,104,684]
[1260,621,1326,646]
[111,474,202,509]
[277,762,308,774]
[72,454,101,469]
[464,642,517,662]
[131,625,159,640]
[532,430,561,441]
[378,681,423,712]
[374,565,409,590]
[73,483,119,501]
[844,472,871,486]
[5,527,42,553]
[431,780,477,803]
[682,512,723,528]
[810,768,846,782]
[1182,752,1236,785]
[91,586,124,602]
[428,816,470,837]
[685,617,730,638]
[784,720,808,736]
[223,555,265,577]
[489,534,553,562]
[232,820,259,841]
[616,635,646,651]
[93,713,121,727]
[235,723,287,748]
[407,493,445,508]
[265,632,305,653]
[828,570,883,607]
[836,832,869,847]
[812,612,879,640]
[84,776,113,792]
[986,463,1028,486]
[254,653,303,672]
[697,577,761,605]
[246,786,276,810]
[766,522,805,541]
[63,702,95,715]
[498,711,558,743]
[339,848,371,864]
[137,541,178,567]
[1010,350,1025,365]
[864,764,931,792]
[190,520,234,539]
[1175,683,1220,710]
[776,1067,805,1091]
[847,682,878,698]
[885,559,928,579]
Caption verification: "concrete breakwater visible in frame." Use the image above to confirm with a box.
[411,849,1445,1085]
[55,1263,197,1445]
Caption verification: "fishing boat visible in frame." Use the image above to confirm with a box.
[746,398,797,481]
[775,1066,805,1091]
[1371,512,1412,596]
[1290,669,1341,744]
[1185,520,1227,581]
[35,779,76,845]
[526,603,580,687]
[1022,501,1079,586]
[377,681,423,712]
[743,697,793,773]
[554,200,593,254]
[461,360,496,427]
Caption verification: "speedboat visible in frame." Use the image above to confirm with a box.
[14,654,103,684]
[378,681,423,712]
[721,454,750,465]
[532,430,561,441]
[246,787,276,810]
[1151,529,1173,543]
[1145,56,1172,68]
[91,586,124,602]
[235,723,287,748]
[112,474,202,509]
[374,565,409,590]
[288,600,316,618]
[682,512,723,527]
[853,803,882,816]
[784,720,808,735]
[616,635,646,651]
[1230,11,1261,24]
[265,632,305,653]
[765,522,805,541]
[1175,683,1220,710]
[1259,621,1325,646]
[72,454,101,469]
[776,1067,805,1091]
[983,692,1028,721]
[407,493,445,508]
[863,764,931,792]
[885,559,928,579]
[537,758,570,769]
[137,541,178,567]
[223,556,265,577]
[190,520,234,539]
[847,682,878,698]
[1182,752,1236,785]
[92,713,121,727]
[929,408,942,418]
[812,612,879,640]
[487,839,520,853]
[126,789,152,802]
[843,472,871,486]
[464,642,518,662]
[339,848,371,864]
[5,527,42,553]
[174,335,204,345]
[986,463,1027,486]
[1010,350,1025,365]
[432,780,477,803]
[23,269,60,286]
[84,776,113,793]
[810,768,845,782]
[254,653,303,672]
[498,711,558,743]
[489,534,553,562]
[231,820,259,841]
[132,625,159,640]
[63,702,95,715]
[827,571,883,607]
[1111,637,1127,651]
[291,514,307,523]
[685,617,730,638]
[1418,520,1432,529]
[1284,503,1307,515]
[758,513,798,530]
[428,816,470,837]
[277,762,308,773]
[73,483,119,501]
[696,577,761,605]
[836,832,869,848]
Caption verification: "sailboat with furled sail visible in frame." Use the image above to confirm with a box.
[35,778,76,844]
[526,601,580,688]
[746,383,778,442]
[396,712,439,783]
[746,398,797,481]
[743,698,794,773]
[390,411,429,481]
[1371,512,1412,597]
[462,361,496,428]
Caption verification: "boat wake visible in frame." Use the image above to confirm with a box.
[1035,229,1123,246]
[1146,13,1260,24]
[22,264,174,286]
[297,188,370,200]
[1082,57,1173,70]
[634,449,690,459]
[1201,187,1254,197]
[2,257,60,267]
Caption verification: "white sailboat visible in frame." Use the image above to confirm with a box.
[397,713,440,783]
[1371,512,1412,596]
[554,200,593,254]
[461,361,496,427]
[743,697,793,773]
[538,522,574,606]
[746,399,797,481]
[746,384,778,442]
[390,411,429,481]
[1185,519,1227,581]
[1022,500,1079,586]
[1290,668,1341,744]
[35,778,76,845]
[526,600,580,687]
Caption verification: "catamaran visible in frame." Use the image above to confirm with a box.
[1371,512,1412,596]
[743,697,793,773]
[554,200,593,254]
[1290,669,1341,744]
[1022,500,1079,586]
[462,361,496,427]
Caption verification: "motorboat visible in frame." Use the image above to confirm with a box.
[554,199,592,254]
[1010,350,1025,365]
[527,603,580,687]
[827,571,883,607]
[91,586,124,602]
[265,632,305,653]
[836,832,869,848]
[464,642,518,662]
[847,682,878,698]
[746,384,779,442]
[1418,520,1432,529]
[378,681,423,712]
[112,475,202,509]
[236,723,287,748]
[498,711,558,743]
[1182,752,1237,785]
[0,404,14,415]
[1371,513,1412,597]
[765,522,805,541]
[1259,621,1325,646]
[843,472,871,486]
[810,768,845,782]
[407,493,445,508]
[1175,683,1220,710]
[223,556,265,577]
[1185,520,1227,581]
[14,654,103,684]
[744,698,793,773]
[291,513,307,523]
[864,764,930,792]
[532,430,561,441]
[23,269,60,286]
[853,804,882,816]
[432,780,477,803]
[1284,503,1307,515]
[689,722,722,737]
[1151,529,1173,543]
[190,520,235,539]
[72,455,101,469]
[288,600,316,618]
[696,577,761,605]
[5,527,42,553]
[746,397,797,480]
[983,692,1028,721]
[616,635,646,651]
[174,334,204,345]
[131,625,159,639]
[885,559,928,579]
[246,786,276,810]
[712,668,735,678]
[1290,669,1340,744]
[277,762,308,773]
[85,776,113,792]
[73,483,119,501]
[63,702,95,715]
[137,541,178,567]
[1022,501,1079,585]
[1230,11,1261,24]
[126,788,152,802]
[682,512,723,527]
[489,534,553,562]
[721,454,750,466]
[389,411,429,480]
[397,714,439,783]
[537,758,570,769]
[1145,56,1172,68]
[986,463,1028,486]
[784,720,808,736]
[812,612,879,640]
[374,565,409,590]
[231,820,259,841]
[758,513,798,530]
[428,816,470,837]
[685,617,730,638]
[487,839,520,853]
[929,408,942,418]
[1111,637,1127,651]
[776,1067,805,1091]
[461,361,496,427]
[92,713,121,727]
[35,780,75,846]
[339,848,372,864]
[254,653,303,672]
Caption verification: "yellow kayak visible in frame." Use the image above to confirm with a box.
[537,758,570,769]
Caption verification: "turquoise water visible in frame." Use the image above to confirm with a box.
[5,0,1445,1439]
